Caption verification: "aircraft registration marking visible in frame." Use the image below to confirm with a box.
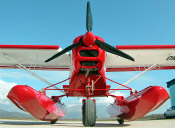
[166,56,175,61]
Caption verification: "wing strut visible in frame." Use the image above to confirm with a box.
[4,53,65,94]
[109,59,167,94]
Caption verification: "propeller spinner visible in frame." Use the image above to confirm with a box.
[45,1,134,62]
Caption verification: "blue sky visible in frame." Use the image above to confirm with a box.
[0,0,175,119]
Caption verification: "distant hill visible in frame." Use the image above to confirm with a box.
[139,114,164,120]
[0,109,165,120]
[0,109,33,119]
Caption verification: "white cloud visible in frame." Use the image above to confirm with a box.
[61,92,126,118]
[0,79,17,105]
[63,92,126,112]
[95,91,126,105]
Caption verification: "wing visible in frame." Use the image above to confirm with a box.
[0,45,71,70]
[105,45,175,72]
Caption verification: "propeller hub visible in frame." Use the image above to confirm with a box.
[83,32,96,47]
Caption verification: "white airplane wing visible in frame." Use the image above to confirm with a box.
[0,45,71,71]
[105,45,175,72]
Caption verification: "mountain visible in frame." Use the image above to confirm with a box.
[0,109,33,119]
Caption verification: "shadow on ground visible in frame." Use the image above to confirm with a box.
[0,120,131,127]
[0,121,52,125]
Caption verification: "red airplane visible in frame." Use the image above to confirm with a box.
[1,1,174,127]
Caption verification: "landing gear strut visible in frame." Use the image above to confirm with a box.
[117,118,124,125]
[82,99,96,127]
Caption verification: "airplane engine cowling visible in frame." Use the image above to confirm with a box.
[107,86,169,121]
[7,85,65,121]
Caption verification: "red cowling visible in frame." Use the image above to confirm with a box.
[7,85,65,121]
[83,32,96,46]
[108,86,169,120]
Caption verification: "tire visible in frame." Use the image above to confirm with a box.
[51,119,57,124]
[82,99,96,127]
[117,118,124,125]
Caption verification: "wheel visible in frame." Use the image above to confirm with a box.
[82,99,96,127]
[51,119,57,124]
[117,118,124,125]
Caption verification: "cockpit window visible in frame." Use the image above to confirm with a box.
[80,50,99,57]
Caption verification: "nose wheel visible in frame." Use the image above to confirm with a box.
[82,99,96,127]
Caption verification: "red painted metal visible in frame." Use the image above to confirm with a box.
[93,76,101,85]
[116,45,175,49]
[68,35,107,97]
[108,86,169,120]
[7,85,65,121]
[45,88,131,91]
[46,89,85,91]
[6,31,171,122]
[0,45,59,49]
[83,32,96,46]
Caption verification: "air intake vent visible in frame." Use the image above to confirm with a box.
[79,50,99,57]
[80,61,98,66]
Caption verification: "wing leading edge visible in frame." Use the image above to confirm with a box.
[0,45,71,71]
[105,45,175,72]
